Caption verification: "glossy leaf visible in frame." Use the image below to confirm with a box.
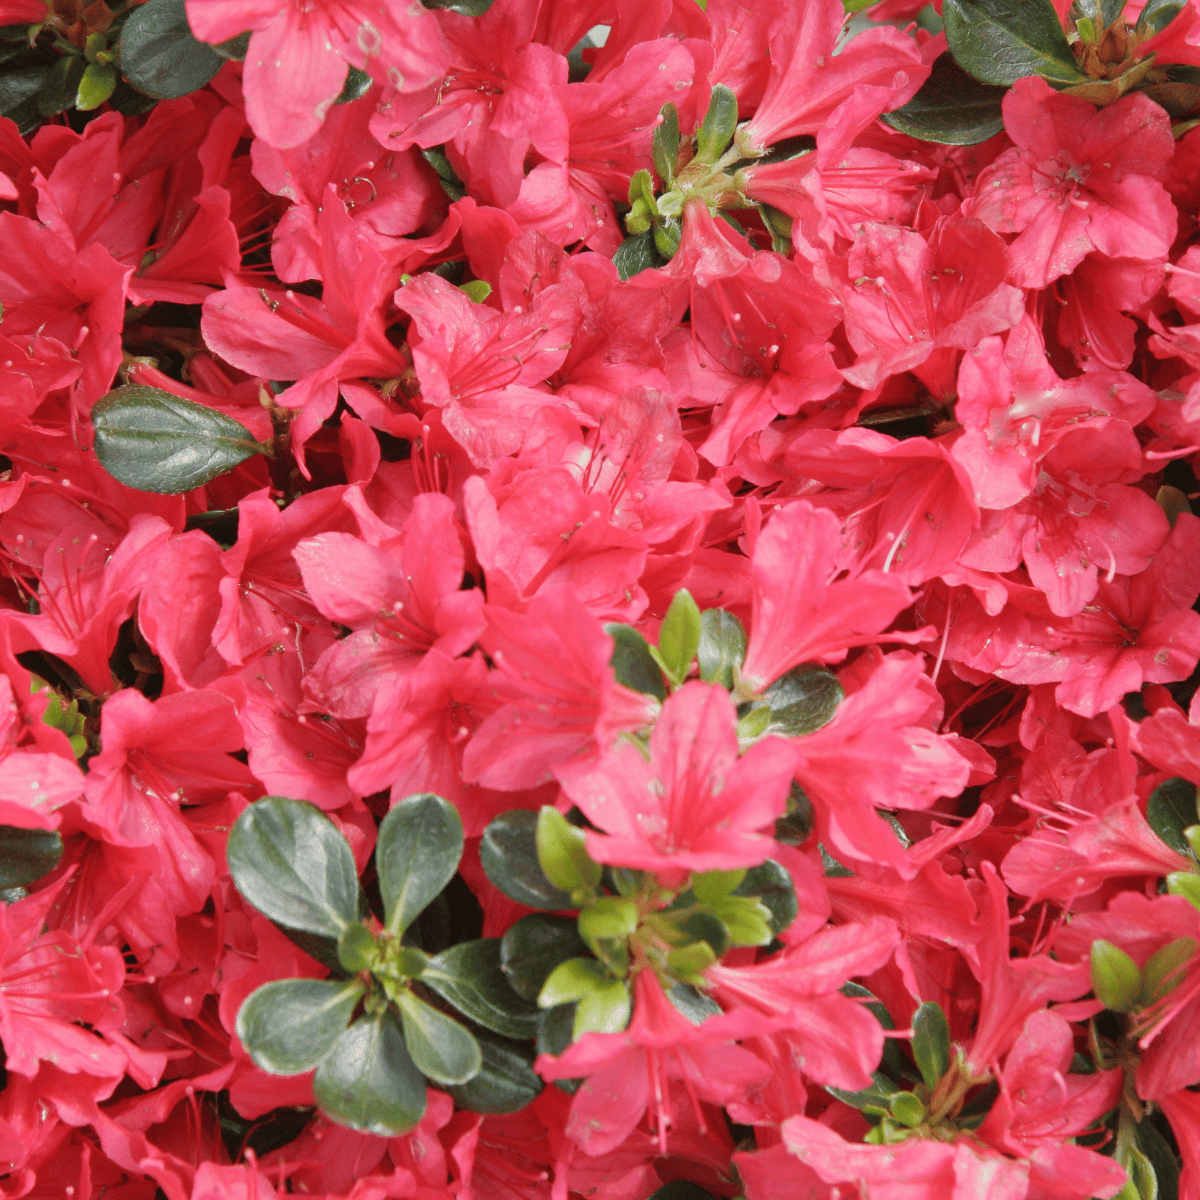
[313,1012,426,1135]
[536,807,601,897]
[943,0,1086,85]
[422,939,539,1039]
[763,663,844,737]
[37,54,86,117]
[697,608,746,689]
[613,232,661,280]
[376,792,462,936]
[92,385,265,494]
[733,859,799,936]
[664,981,722,1024]
[652,589,701,686]
[881,52,1007,145]
[538,956,613,1007]
[912,1001,951,1089]
[0,67,49,136]
[500,914,589,1002]
[1147,777,1199,856]
[0,826,62,889]
[826,1072,902,1116]
[1138,0,1185,33]
[236,978,363,1074]
[443,1027,543,1114]
[396,991,481,1086]
[335,65,372,104]
[76,62,117,110]
[227,797,363,940]
[118,0,224,100]
[480,810,575,910]
[606,623,667,700]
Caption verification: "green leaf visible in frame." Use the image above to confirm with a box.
[227,796,364,941]
[118,0,224,99]
[92,385,265,494]
[37,54,86,117]
[664,980,722,1024]
[1168,872,1200,911]
[696,608,746,689]
[943,0,1087,85]
[0,826,62,889]
[881,52,1007,145]
[652,907,729,958]
[420,146,465,201]
[479,810,575,910]
[695,83,738,163]
[1136,1114,1180,1200]
[911,1001,951,1089]
[653,102,680,186]
[0,67,49,136]
[826,1072,903,1116]
[1091,939,1143,1012]
[335,64,372,104]
[536,1002,577,1059]
[762,663,844,737]
[337,923,377,974]
[574,976,631,1037]
[396,991,481,1086]
[706,893,773,946]
[1147,777,1199,856]
[578,896,638,947]
[606,623,667,700]
[422,939,540,1040]
[500,914,590,1002]
[664,939,717,982]
[236,978,363,1074]
[536,807,601,898]
[313,1011,426,1135]
[653,589,701,686]
[443,1027,543,1114]
[422,0,496,13]
[375,792,463,937]
[692,868,746,904]
[1140,937,1195,1006]
[733,859,799,936]
[1137,0,1185,33]
[538,957,613,1007]
[613,232,661,280]
[1075,0,1126,29]
[76,62,117,110]
[646,1185,722,1200]
[775,783,815,846]
[211,31,250,60]
[890,1091,926,1127]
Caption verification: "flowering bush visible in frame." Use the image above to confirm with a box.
[0,0,1199,1194]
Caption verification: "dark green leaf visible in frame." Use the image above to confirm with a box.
[943,0,1086,84]
[820,843,854,877]
[236,978,363,1074]
[653,589,701,686]
[92,385,265,494]
[655,908,729,957]
[775,782,815,846]
[1138,0,1185,33]
[697,608,746,689]
[695,83,738,163]
[1075,0,1126,29]
[0,826,62,888]
[118,0,223,99]
[763,663,844,737]
[0,67,48,135]
[422,0,495,12]
[1147,777,1198,856]
[37,54,86,117]
[107,77,159,115]
[227,796,364,940]
[313,1011,426,1135]
[480,810,575,910]
[664,981,722,1025]
[911,1001,951,1089]
[653,102,680,186]
[420,146,465,200]
[423,939,540,1039]
[277,927,343,974]
[605,623,666,700]
[396,991,481,1085]
[733,859,798,936]
[443,1027,543,1113]
[335,65,372,104]
[613,232,661,280]
[646,1185,721,1200]
[1136,1114,1180,1200]
[376,792,462,936]
[826,1071,902,1115]
[501,914,589,1001]
[212,30,250,60]
[881,52,1007,145]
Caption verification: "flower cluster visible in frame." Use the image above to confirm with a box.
[0,0,1199,1195]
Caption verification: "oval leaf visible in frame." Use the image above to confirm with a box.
[697,608,746,689]
[376,792,463,936]
[236,978,363,1075]
[92,385,264,494]
[763,663,844,737]
[118,0,224,100]
[1147,777,1199,856]
[227,797,364,940]
[0,826,62,889]
[613,231,662,280]
[313,1011,426,1135]
[501,915,591,1002]
[943,0,1086,85]
[654,589,701,686]
[881,52,1007,145]
[396,991,481,1086]
[423,938,540,1039]
[606,623,667,700]
[443,1027,544,1114]
[911,1000,951,1089]
[480,810,575,910]
[733,859,799,936]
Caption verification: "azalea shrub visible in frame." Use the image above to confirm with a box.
[2,0,1200,1194]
